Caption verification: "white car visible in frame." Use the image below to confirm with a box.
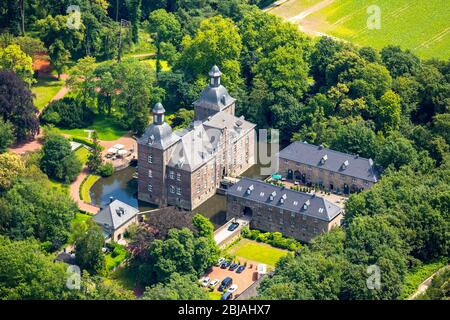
[217,257,225,266]
[209,279,220,288]
[201,277,211,287]
[227,284,238,293]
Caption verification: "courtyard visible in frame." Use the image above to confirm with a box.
[203,238,290,299]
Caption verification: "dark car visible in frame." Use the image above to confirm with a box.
[218,277,233,292]
[236,265,245,273]
[227,222,240,232]
[220,261,231,269]
[229,263,238,271]
[221,291,233,300]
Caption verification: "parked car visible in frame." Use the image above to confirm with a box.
[209,279,220,288]
[229,263,238,271]
[220,261,231,269]
[227,222,240,232]
[221,291,233,300]
[236,265,245,273]
[218,277,233,292]
[228,284,238,293]
[200,277,210,287]
[216,257,225,266]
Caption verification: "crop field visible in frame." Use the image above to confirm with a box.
[267,0,450,60]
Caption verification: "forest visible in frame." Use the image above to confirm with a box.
[0,0,448,300]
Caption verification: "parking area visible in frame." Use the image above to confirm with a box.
[203,259,262,298]
[214,217,250,247]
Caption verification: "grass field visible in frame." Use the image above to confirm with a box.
[74,146,90,164]
[80,174,100,203]
[54,115,128,141]
[31,77,64,110]
[228,239,289,267]
[400,258,448,299]
[268,0,450,60]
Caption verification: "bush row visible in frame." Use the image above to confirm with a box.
[40,97,94,129]
[240,226,302,251]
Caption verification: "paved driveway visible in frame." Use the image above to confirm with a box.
[203,260,261,298]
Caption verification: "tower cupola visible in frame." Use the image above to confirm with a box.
[209,65,222,87]
[153,102,166,125]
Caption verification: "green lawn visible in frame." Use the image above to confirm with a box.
[74,146,90,164]
[105,244,128,272]
[228,239,289,267]
[400,258,448,299]
[54,115,128,141]
[72,212,92,226]
[208,291,222,300]
[80,174,100,203]
[31,77,64,110]
[140,59,170,71]
[109,267,136,291]
[269,0,450,60]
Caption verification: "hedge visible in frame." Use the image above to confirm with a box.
[240,226,302,251]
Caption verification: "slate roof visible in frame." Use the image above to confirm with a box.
[93,200,139,233]
[227,177,342,221]
[137,121,180,150]
[279,141,378,182]
[167,112,255,172]
[193,66,235,111]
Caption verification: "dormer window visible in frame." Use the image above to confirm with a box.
[303,200,310,210]
[148,154,153,164]
[342,160,349,169]
[269,191,276,201]
[148,169,152,178]
[148,134,155,145]
[247,185,254,195]
[320,154,328,165]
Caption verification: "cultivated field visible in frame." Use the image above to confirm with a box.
[267,0,450,60]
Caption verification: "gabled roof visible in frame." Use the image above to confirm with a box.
[279,141,378,182]
[168,122,216,172]
[93,199,139,231]
[227,177,342,222]
[167,112,255,172]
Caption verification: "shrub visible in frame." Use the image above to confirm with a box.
[97,162,114,177]
[241,227,302,251]
[40,97,94,129]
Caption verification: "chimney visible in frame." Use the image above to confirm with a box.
[109,196,115,203]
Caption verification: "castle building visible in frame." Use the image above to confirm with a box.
[227,178,343,243]
[279,141,378,194]
[137,66,256,210]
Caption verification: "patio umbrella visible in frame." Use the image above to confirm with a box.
[113,144,125,150]
[107,147,118,154]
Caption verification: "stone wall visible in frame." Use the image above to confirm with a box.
[226,194,342,243]
[279,158,374,194]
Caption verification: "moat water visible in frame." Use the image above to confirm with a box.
[90,144,273,227]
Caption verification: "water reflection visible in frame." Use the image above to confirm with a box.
[90,166,156,211]
[90,143,270,227]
